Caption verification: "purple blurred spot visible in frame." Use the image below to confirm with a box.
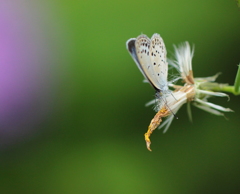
[0,1,52,148]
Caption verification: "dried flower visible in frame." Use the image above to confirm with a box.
[145,42,233,151]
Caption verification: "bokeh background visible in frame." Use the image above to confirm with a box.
[1,0,240,193]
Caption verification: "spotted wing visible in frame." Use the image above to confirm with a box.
[149,33,168,90]
[126,35,160,91]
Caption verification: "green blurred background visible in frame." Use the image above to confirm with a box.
[1,0,240,193]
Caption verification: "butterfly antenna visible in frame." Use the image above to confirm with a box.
[159,92,178,119]
[170,90,177,102]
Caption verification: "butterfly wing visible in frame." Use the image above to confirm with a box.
[149,33,168,91]
[126,35,160,91]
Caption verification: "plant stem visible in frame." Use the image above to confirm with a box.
[200,65,240,95]
[201,83,240,95]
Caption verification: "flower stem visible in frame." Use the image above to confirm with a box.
[200,65,240,95]
[214,85,236,95]
[233,64,240,94]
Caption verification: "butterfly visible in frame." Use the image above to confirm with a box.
[126,33,169,97]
